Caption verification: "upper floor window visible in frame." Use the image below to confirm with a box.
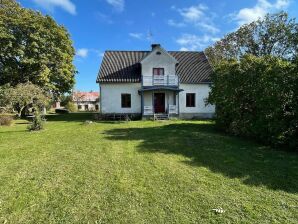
[121,94,131,108]
[186,93,196,107]
[153,68,164,76]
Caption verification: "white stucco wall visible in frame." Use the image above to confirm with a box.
[100,83,141,114]
[144,92,152,106]
[179,84,215,117]
[141,48,177,79]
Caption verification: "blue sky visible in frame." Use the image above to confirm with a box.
[19,0,298,91]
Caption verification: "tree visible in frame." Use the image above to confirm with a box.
[60,94,72,107]
[6,82,49,117]
[0,0,76,96]
[65,101,77,112]
[205,12,298,67]
[207,55,298,150]
[0,84,10,107]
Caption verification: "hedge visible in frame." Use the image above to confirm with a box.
[208,55,298,151]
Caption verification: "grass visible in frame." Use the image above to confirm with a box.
[0,113,297,223]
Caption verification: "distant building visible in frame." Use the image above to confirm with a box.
[52,101,61,109]
[73,91,99,111]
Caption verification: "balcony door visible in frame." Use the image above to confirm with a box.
[154,93,165,113]
[153,68,164,76]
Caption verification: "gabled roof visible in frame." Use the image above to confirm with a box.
[140,46,178,64]
[73,91,99,102]
[96,51,213,84]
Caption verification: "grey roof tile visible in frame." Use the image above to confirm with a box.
[96,51,212,83]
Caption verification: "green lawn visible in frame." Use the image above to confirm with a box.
[0,113,297,223]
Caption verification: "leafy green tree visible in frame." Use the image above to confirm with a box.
[60,94,72,107]
[0,84,10,109]
[208,55,298,150]
[27,111,45,131]
[65,101,77,112]
[5,82,49,117]
[205,12,298,67]
[0,0,76,96]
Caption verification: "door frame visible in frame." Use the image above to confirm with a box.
[154,92,165,114]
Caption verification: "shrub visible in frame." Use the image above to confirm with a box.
[0,115,13,126]
[208,55,298,151]
[55,108,69,114]
[65,102,77,112]
[27,113,45,131]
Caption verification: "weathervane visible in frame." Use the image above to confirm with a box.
[147,29,154,44]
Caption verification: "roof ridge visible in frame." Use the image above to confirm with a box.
[169,51,204,53]
[105,50,150,52]
[104,50,204,53]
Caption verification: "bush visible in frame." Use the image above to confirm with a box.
[27,113,45,131]
[65,102,77,112]
[208,55,298,151]
[0,115,13,126]
[55,108,69,114]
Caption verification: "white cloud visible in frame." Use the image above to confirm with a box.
[275,0,290,8]
[129,33,143,40]
[180,47,189,51]
[32,0,76,15]
[170,4,219,34]
[106,0,125,12]
[179,4,207,22]
[235,0,290,25]
[95,12,114,24]
[167,19,186,28]
[76,48,89,58]
[176,34,220,51]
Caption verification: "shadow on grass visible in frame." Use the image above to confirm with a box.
[45,113,95,122]
[46,113,127,124]
[104,123,298,193]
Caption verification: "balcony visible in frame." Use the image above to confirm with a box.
[143,75,179,86]
[143,105,178,115]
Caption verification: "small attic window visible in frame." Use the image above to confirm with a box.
[156,51,161,55]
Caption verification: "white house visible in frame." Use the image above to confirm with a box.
[96,44,215,119]
[72,91,99,111]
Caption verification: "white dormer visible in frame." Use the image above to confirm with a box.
[141,44,179,86]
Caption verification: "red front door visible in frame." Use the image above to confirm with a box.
[154,93,165,113]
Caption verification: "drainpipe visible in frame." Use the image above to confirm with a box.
[99,84,102,114]
[178,77,180,117]
[141,92,144,117]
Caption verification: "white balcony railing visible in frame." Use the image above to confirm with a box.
[144,106,153,115]
[143,75,179,86]
[143,105,178,115]
[168,105,178,114]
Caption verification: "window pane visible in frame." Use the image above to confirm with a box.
[186,93,195,107]
[121,94,131,108]
[153,68,164,75]
[159,68,164,75]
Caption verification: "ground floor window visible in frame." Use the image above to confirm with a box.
[85,105,89,110]
[78,105,82,110]
[121,94,131,108]
[95,105,99,110]
[186,93,196,107]
[173,92,176,105]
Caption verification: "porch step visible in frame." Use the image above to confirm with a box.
[154,114,169,121]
